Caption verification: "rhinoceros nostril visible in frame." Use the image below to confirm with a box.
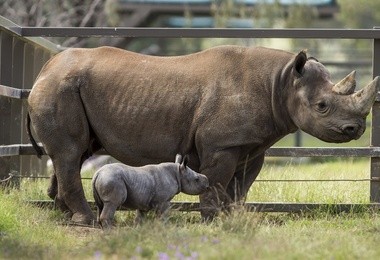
[342,124,359,137]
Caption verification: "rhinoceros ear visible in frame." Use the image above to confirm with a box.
[293,50,307,77]
[179,155,189,171]
[182,155,189,167]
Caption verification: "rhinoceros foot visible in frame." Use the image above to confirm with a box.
[71,212,95,225]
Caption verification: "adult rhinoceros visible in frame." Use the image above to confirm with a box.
[27,45,379,224]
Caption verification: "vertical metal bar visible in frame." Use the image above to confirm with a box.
[370,34,380,203]
[0,31,13,180]
[21,43,34,177]
[294,130,302,147]
[33,47,44,78]
[8,37,24,187]
[42,50,52,64]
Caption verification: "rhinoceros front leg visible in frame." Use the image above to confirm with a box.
[135,210,147,225]
[155,201,171,221]
[226,153,265,204]
[198,148,241,221]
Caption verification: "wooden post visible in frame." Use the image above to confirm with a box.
[370,34,380,203]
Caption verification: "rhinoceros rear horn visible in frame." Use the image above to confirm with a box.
[352,76,379,115]
[333,71,356,95]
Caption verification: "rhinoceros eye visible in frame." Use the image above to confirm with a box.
[316,101,329,113]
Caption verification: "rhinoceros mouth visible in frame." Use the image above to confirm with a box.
[314,126,359,143]
[340,123,364,140]
[327,124,364,142]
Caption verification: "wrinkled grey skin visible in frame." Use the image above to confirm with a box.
[92,154,209,229]
[27,45,379,224]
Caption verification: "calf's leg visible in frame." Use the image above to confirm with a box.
[99,202,118,229]
[135,210,147,225]
[156,201,171,221]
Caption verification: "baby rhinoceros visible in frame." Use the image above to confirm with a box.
[92,154,209,229]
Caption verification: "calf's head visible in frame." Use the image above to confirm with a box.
[175,154,209,195]
[287,51,379,143]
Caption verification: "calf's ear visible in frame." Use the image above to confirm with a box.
[181,155,189,168]
[293,50,307,77]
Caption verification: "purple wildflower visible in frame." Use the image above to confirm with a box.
[158,252,170,260]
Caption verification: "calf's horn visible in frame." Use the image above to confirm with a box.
[175,154,182,164]
[332,71,356,95]
[352,76,379,115]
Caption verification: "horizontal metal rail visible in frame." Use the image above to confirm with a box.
[0,85,31,99]
[7,27,380,39]
[0,16,61,53]
[2,144,380,158]
[2,85,380,101]
[27,200,380,213]
[0,144,43,157]
[266,147,380,157]
[7,173,377,182]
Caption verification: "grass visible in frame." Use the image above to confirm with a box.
[251,158,370,203]
[2,158,380,259]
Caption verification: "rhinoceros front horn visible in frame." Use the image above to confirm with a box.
[333,71,356,95]
[352,76,379,115]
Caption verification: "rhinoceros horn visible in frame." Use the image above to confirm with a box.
[332,71,356,95]
[352,76,379,115]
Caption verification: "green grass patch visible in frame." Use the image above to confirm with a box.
[0,191,81,259]
[2,159,380,259]
[251,158,370,203]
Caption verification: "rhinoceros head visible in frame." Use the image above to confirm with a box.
[287,51,379,143]
[175,154,209,195]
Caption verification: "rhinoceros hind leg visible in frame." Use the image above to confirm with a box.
[47,173,73,216]
[51,150,95,224]
[30,82,96,224]
[47,174,58,200]
[99,202,118,229]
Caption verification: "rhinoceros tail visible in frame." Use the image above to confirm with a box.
[26,113,44,159]
[92,172,104,222]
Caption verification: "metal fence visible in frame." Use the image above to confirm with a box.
[1,15,380,212]
[0,16,61,183]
